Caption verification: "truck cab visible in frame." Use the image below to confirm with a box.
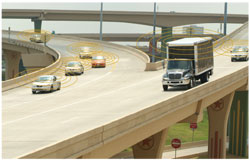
[162,59,195,91]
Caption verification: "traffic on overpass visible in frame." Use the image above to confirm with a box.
[2,1,249,159]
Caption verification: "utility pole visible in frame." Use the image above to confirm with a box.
[100,2,103,41]
[224,2,228,36]
[152,2,157,63]
[8,27,10,42]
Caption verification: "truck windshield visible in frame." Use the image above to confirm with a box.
[167,60,192,70]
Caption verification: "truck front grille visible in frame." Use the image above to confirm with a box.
[169,73,182,79]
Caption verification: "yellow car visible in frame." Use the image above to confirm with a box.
[30,34,44,43]
[65,61,84,76]
[29,33,51,43]
[32,75,61,94]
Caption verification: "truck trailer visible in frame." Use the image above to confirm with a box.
[162,37,214,91]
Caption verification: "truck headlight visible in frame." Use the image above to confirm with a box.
[162,74,169,80]
[184,73,191,80]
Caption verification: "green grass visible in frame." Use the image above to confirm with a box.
[165,110,209,145]
[122,111,209,153]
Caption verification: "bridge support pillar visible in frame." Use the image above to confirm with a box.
[3,50,21,80]
[132,128,168,158]
[161,27,172,59]
[228,91,248,157]
[32,19,42,33]
[207,92,235,158]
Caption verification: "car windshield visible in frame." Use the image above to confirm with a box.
[167,60,192,70]
[36,76,53,82]
[232,46,248,52]
[80,47,90,53]
[67,62,79,67]
[32,34,41,38]
[92,56,104,60]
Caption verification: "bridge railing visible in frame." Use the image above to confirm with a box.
[2,38,62,91]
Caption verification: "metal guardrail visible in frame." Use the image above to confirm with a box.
[2,38,62,91]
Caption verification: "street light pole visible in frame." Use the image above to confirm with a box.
[100,2,103,41]
[152,2,157,63]
[224,2,228,36]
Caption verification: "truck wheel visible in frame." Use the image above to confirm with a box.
[201,72,209,83]
[163,85,168,91]
[187,78,195,89]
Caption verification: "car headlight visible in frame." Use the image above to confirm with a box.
[42,84,51,87]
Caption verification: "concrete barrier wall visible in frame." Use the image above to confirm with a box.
[213,21,248,48]
[2,38,62,91]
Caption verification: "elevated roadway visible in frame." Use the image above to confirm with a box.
[2,9,248,27]
[56,33,223,41]
[2,23,248,158]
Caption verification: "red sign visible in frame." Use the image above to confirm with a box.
[190,123,197,129]
[171,138,181,149]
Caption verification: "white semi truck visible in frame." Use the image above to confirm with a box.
[162,37,214,91]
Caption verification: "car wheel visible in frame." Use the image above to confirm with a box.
[32,90,36,94]
[50,85,53,92]
[187,78,195,89]
[231,58,234,62]
[57,84,61,90]
[163,85,168,91]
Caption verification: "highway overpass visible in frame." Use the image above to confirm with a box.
[2,9,248,28]
[56,33,223,42]
[2,22,248,159]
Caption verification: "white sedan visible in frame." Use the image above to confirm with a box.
[65,61,84,76]
[32,75,61,94]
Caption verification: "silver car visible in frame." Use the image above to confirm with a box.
[79,47,93,59]
[65,61,84,76]
[32,75,61,94]
[231,46,249,61]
